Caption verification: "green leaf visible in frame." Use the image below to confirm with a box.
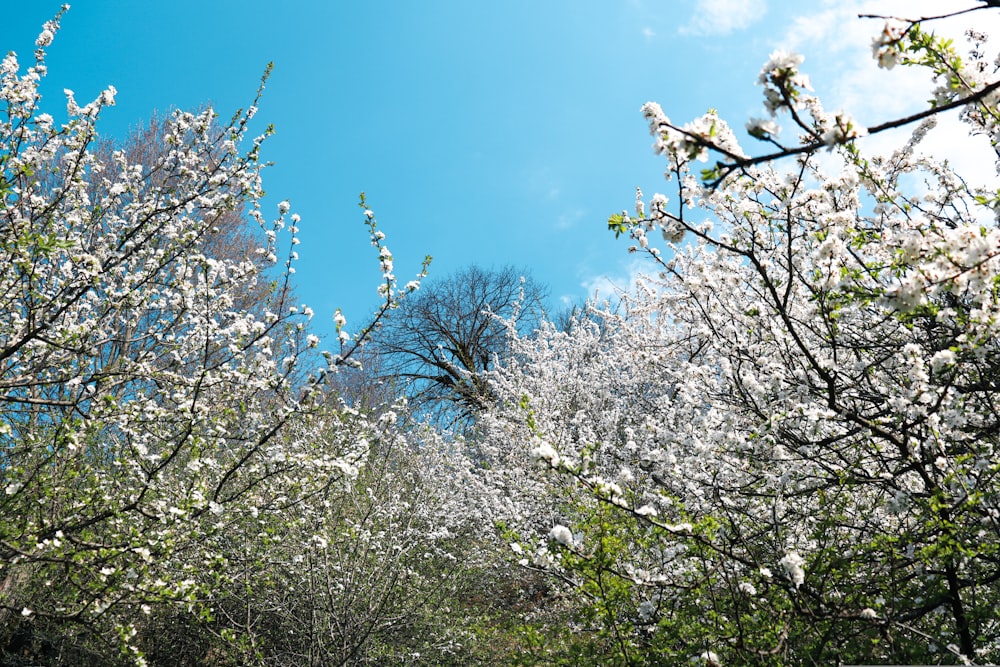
[607,213,629,238]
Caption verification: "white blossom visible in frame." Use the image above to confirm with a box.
[549,524,574,547]
[779,552,806,588]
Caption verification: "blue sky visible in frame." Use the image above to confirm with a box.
[8,1,992,340]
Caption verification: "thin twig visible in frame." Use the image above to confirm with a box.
[859,5,993,23]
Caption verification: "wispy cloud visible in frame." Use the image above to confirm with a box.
[580,258,652,305]
[555,208,586,230]
[680,0,767,36]
[641,26,656,40]
[524,164,564,202]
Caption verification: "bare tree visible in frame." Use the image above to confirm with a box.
[371,265,547,426]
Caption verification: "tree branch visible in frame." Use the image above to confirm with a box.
[700,79,1000,187]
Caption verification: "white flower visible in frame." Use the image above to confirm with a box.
[278,200,290,214]
[779,552,806,587]
[661,220,686,244]
[635,504,658,517]
[640,101,668,128]
[649,193,669,219]
[696,650,721,666]
[820,111,866,146]
[64,88,78,114]
[757,50,812,115]
[872,21,906,69]
[930,349,957,373]
[746,117,780,139]
[860,607,877,619]
[595,479,624,499]
[549,524,574,547]
[99,85,116,106]
[530,437,560,467]
[758,50,805,84]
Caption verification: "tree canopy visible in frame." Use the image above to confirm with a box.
[9,3,1000,666]
[477,3,1000,664]
[371,264,547,426]
[0,10,475,665]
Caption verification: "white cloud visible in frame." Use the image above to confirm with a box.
[642,26,657,40]
[555,208,586,230]
[580,258,652,304]
[582,274,627,302]
[680,0,767,36]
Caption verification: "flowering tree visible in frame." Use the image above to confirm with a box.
[90,111,283,318]
[481,5,1000,665]
[0,9,471,665]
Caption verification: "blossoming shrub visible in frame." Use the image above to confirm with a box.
[482,7,1000,665]
[0,9,483,666]
[129,405,490,666]
[0,7,316,662]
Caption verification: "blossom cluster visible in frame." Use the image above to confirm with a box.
[477,11,1000,664]
[0,13,474,665]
